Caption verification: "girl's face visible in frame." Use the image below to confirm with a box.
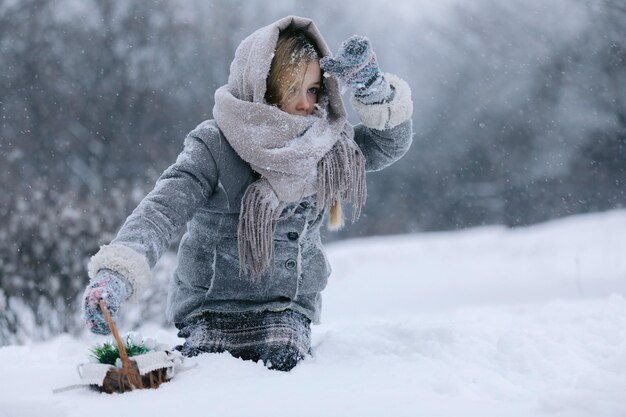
[280,60,321,116]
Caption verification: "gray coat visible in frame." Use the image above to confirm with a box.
[87,73,414,325]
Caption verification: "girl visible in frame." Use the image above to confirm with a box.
[82,15,413,371]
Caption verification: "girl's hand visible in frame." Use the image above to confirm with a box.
[320,35,392,103]
[82,269,130,335]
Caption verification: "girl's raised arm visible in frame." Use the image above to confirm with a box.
[321,35,414,172]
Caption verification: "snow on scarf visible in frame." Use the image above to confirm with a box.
[213,16,367,280]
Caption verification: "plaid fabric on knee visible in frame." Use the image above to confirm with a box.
[175,308,312,371]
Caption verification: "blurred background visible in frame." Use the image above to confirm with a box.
[1,0,624,345]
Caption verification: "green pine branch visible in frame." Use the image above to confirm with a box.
[90,336,151,366]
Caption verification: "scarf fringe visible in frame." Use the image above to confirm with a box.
[237,180,282,282]
[317,133,367,222]
[237,134,367,281]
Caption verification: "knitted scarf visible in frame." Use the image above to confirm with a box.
[212,16,367,281]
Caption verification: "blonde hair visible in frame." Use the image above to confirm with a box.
[265,28,344,231]
[327,200,344,231]
[266,28,321,107]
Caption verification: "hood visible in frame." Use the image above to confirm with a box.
[225,15,348,121]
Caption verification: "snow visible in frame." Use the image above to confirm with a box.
[1,210,626,417]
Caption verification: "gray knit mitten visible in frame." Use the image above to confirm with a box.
[320,35,394,104]
[82,269,131,335]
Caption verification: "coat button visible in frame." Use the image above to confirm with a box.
[285,259,296,270]
[287,232,299,241]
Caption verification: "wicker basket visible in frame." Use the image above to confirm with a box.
[95,300,169,394]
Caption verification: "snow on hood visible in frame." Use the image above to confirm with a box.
[225,15,348,121]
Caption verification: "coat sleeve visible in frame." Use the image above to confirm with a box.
[351,72,414,172]
[87,131,219,302]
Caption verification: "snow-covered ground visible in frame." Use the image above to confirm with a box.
[1,210,625,417]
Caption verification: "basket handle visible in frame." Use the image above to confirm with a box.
[98,299,132,372]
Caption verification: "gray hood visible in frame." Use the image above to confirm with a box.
[226,15,348,122]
